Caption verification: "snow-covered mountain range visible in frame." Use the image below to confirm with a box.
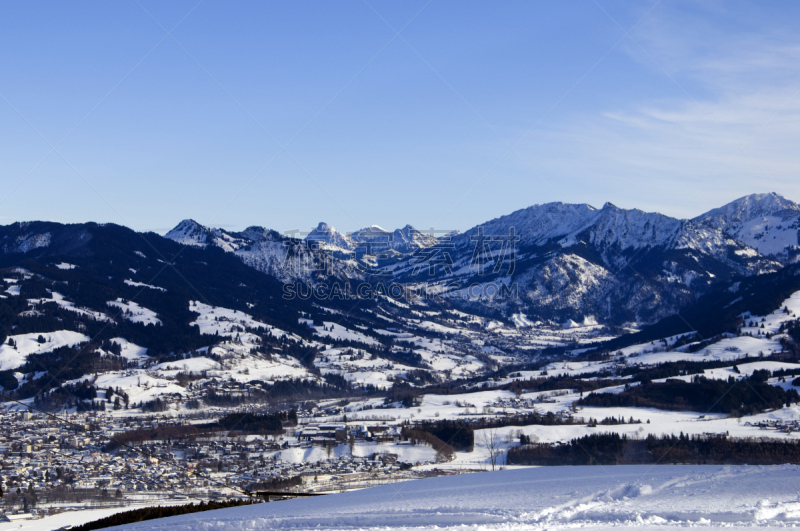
[165,219,363,283]
[1,193,797,327]
[422,199,783,323]
[157,193,800,325]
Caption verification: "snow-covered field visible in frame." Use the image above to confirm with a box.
[108,298,162,326]
[190,300,296,341]
[28,292,113,323]
[0,506,125,531]
[0,330,89,371]
[0,501,195,531]
[112,464,800,530]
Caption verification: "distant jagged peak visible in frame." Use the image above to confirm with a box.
[310,221,341,234]
[239,225,281,242]
[165,219,250,252]
[307,222,353,250]
[392,224,437,249]
[395,224,429,238]
[351,224,391,238]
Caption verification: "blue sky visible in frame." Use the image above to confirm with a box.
[1,1,799,235]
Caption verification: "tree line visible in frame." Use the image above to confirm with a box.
[577,374,800,416]
[508,432,800,466]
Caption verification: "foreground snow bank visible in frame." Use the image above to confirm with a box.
[116,464,800,530]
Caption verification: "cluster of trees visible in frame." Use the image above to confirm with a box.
[504,375,629,395]
[33,383,108,412]
[1,483,116,511]
[618,357,758,381]
[646,433,800,464]
[780,318,800,357]
[373,346,428,370]
[509,432,800,466]
[402,369,438,386]
[1,483,38,513]
[1,272,211,359]
[786,318,800,342]
[587,416,643,427]
[202,390,246,408]
[110,410,297,449]
[509,432,627,466]
[0,369,18,391]
[72,499,255,531]
[400,427,455,460]
[408,420,474,452]
[209,411,297,434]
[108,423,204,449]
[578,374,800,416]
[244,376,381,403]
[141,398,169,413]
[246,475,302,493]
[471,411,583,430]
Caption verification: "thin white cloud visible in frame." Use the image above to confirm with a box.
[514,2,800,218]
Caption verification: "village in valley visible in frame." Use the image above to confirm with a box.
[3,284,800,522]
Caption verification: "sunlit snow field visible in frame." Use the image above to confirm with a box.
[103,464,800,531]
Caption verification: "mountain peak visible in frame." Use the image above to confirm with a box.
[307,222,352,250]
[165,219,211,247]
[694,193,800,262]
[353,225,389,236]
[697,193,800,222]
[461,201,602,247]
[391,224,436,250]
[173,219,203,230]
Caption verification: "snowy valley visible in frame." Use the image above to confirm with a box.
[1,193,800,529]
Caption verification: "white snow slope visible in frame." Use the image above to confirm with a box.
[117,465,800,531]
[0,330,89,371]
